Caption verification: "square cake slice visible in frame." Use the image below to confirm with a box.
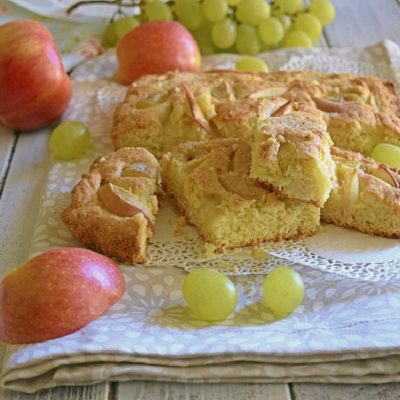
[62,147,159,264]
[161,139,320,251]
[322,147,400,238]
[250,111,335,207]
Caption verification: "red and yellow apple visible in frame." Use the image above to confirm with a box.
[0,248,125,344]
[115,20,201,85]
[0,19,72,131]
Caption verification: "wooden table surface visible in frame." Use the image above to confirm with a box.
[1,0,400,398]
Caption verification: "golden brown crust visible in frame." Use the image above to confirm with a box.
[61,147,160,264]
[322,146,400,237]
[112,70,400,157]
[161,139,320,250]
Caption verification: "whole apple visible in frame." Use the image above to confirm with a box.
[0,248,125,344]
[0,19,72,131]
[115,20,201,85]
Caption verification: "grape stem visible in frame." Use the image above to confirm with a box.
[66,0,140,15]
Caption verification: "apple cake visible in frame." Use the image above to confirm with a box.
[250,110,335,206]
[62,147,159,263]
[112,71,294,157]
[112,70,400,157]
[322,146,400,238]
[160,139,320,251]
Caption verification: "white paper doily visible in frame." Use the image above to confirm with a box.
[29,45,400,282]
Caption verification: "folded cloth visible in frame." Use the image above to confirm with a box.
[2,259,400,393]
[3,352,400,393]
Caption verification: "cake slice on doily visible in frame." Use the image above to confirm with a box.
[161,139,320,251]
[322,146,400,238]
[250,110,335,207]
[62,147,159,263]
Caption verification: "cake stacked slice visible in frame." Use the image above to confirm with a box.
[250,111,335,207]
[62,147,159,263]
[322,147,400,237]
[161,139,321,251]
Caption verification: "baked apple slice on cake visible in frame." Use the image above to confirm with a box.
[322,147,400,238]
[62,147,159,264]
[250,110,335,207]
[161,139,320,251]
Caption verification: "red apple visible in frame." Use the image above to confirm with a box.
[115,20,201,85]
[0,19,72,131]
[0,248,125,344]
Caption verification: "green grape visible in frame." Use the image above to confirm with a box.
[211,18,237,49]
[227,0,241,4]
[236,56,269,72]
[203,0,228,22]
[277,14,292,31]
[371,143,400,169]
[236,24,260,55]
[193,23,216,55]
[49,121,90,161]
[236,0,270,26]
[275,0,304,15]
[283,30,312,48]
[258,17,284,46]
[271,3,284,17]
[183,268,237,321]
[309,0,335,25]
[114,16,140,40]
[294,13,322,41]
[175,0,204,30]
[262,266,304,316]
[144,0,172,21]
[102,22,118,47]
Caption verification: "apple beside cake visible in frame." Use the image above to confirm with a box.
[323,147,400,237]
[161,139,320,250]
[62,147,159,263]
[112,71,400,158]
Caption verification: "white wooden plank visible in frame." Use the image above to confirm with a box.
[0,128,51,272]
[292,383,400,400]
[326,0,400,47]
[0,129,110,399]
[117,382,291,400]
[0,126,17,194]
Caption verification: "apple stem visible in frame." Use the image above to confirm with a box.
[66,0,140,15]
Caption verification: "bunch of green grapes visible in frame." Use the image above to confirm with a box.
[100,0,335,54]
